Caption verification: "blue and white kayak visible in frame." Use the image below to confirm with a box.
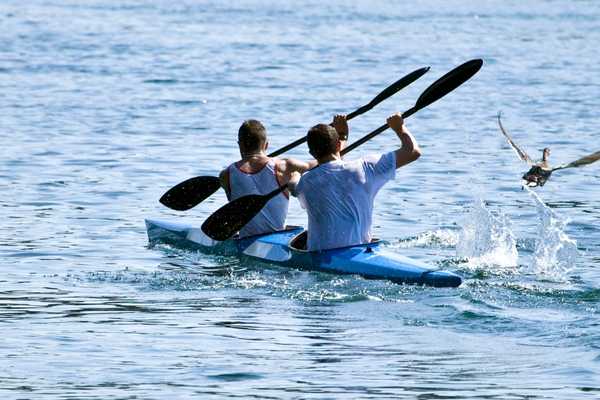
[145,219,462,288]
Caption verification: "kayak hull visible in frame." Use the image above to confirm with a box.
[145,219,462,288]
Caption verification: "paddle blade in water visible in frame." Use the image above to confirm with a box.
[202,194,270,241]
[159,176,221,211]
[413,59,483,113]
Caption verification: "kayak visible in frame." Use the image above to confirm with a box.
[145,219,462,288]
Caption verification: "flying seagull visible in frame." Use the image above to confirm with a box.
[497,112,600,187]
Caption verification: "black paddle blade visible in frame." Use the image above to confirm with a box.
[413,59,483,113]
[348,66,430,118]
[201,194,271,241]
[371,66,431,105]
[159,176,221,211]
[342,59,483,155]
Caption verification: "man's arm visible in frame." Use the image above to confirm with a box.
[387,113,421,168]
[276,157,317,186]
[286,158,318,173]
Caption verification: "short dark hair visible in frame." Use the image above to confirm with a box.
[238,120,267,152]
[307,124,338,159]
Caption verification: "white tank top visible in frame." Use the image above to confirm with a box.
[226,158,289,238]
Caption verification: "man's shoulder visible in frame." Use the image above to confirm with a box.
[296,163,323,189]
[361,152,392,164]
[298,165,318,181]
[361,151,396,182]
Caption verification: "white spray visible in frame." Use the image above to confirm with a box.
[524,187,578,280]
[457,198,519,271]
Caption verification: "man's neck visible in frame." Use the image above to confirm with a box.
[241,150,267,161]
[317,153,341,165]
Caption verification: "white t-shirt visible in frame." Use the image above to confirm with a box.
[295,151,396,251]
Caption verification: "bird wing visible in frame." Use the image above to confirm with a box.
[497,112,534,165]
[552,150,600,171]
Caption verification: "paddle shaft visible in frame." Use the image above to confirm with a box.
[267,107,364,157]
[233,57,485,203]
[267,67,429,157]
[272,96,425,165]
[261,106,418,200]
[160,67,430,211]
[266,90,415,157]
[341,106,419,155]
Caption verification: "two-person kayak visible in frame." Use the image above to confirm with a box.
[145,219,462,288]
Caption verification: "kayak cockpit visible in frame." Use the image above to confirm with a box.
[289,231,308,251]
[288,230,381,252]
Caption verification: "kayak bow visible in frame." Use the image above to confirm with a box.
[145,219,462,288]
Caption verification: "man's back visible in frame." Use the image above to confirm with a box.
[226,158,289,238]
[290,113,420,252]
[296,152,396,251]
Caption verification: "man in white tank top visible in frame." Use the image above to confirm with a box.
[218,119,321,238]
[289,113,421,251]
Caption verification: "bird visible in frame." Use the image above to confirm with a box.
[497,112,600,188]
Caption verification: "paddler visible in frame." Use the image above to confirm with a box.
[218,119,325,238]
[289,113,420,251]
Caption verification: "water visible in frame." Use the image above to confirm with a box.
[1,0,600,398]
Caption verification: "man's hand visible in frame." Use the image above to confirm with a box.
[332,114,349,140]
[387,112,404,133]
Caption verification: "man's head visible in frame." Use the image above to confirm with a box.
[238,120,267,154]
[307,124,340,160]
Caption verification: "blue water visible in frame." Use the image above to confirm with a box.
[2,0,600,398]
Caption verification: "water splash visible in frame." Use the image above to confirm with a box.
[457,198,518,271]
[524,187,578,280]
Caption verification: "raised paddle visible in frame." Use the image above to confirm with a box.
[201,59,483,241]
[158,67,430,211]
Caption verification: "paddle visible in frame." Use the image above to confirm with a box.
[158,67,430,211]
[201,59,483,241]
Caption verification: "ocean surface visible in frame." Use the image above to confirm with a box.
[1,0,600,398]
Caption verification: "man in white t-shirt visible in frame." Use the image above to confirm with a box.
[289,113,421,251]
